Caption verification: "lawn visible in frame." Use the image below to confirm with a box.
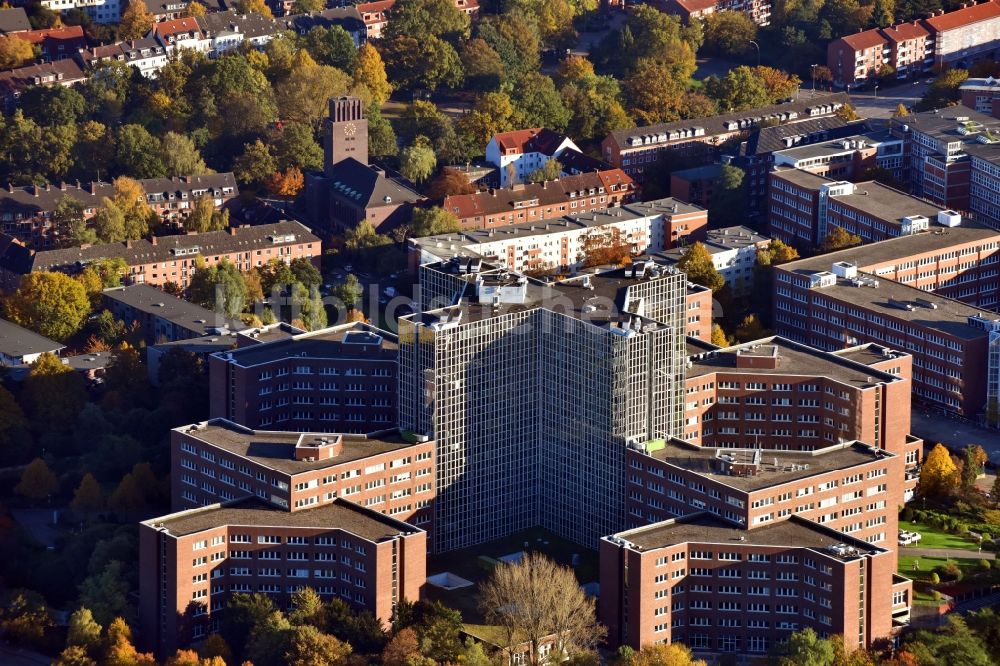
[898,555,979,583]
[898,520,980,551]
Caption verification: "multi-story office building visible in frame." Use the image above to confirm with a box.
[599,513,909,653]
[890,105,1000,211]
[771,132,905,183]
[959,76,1000,114]
[777,224,1000,310]
[774,259,999,417]
[679,337,918,467]
[169,419,435,530]
[139,498,426,657]
[625,438,906,541]
[602,94,849,181]
[209,323,398,434]
[767,169,966,246]
[409,199,708,275]
[399,260,689,551]
[966,141,1000,229]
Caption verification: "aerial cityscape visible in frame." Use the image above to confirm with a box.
[1,0,1000,664]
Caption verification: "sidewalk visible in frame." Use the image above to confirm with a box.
[902,547,995,560]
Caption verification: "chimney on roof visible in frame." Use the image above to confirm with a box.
[151,235,158,246]
[46,183,50,192]
[60,182,66,191]
[229,227,238,236]
[126,239,133,248]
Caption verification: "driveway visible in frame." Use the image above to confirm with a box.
[910,411,1000,465]
[848,80,930,118]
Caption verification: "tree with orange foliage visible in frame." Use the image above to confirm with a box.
[427,168,476,199]
[579,227,631,268]
[104,618,156,666]
[267,167,305,198]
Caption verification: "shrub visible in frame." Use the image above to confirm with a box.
[978,559,992,571]
[902,507,915,522]
[936,561,963,582]
[932,590,942,601]
[982,538,996,552]
[929,572,940,585]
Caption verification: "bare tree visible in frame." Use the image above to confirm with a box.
[479,552,605,665]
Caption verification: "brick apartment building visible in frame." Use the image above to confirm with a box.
[767,170,964,247]
[169,419,435,530]
[12,25,87,63]
[0,175,237,248]
[624,438,906,546]
[661,0,771,25]
[600,513,908,653]
[679,338,918,468]
[441,169,635,230]
[139,498,426,656]
[208,323,398,434]
[966,141,1000,228]
[670,164,722,209]
[601,93,849,181]
[410,199,707,275]
[774,259,999,416]
[827,1,1000,86]
[0,221,320,291]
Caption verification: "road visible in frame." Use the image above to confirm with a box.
[848,80,931,118]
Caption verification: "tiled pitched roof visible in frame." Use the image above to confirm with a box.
[12,25,86,46]
[442,169,634,220]
[493,128,569,156]
[881,22,930,42]
[17,221,319,275]
[0,59,86,98]
[198,9,281,39]
[0,7,30,34]
[839,28,889,51]
[153,17,203,39]
[924,0,1000,32]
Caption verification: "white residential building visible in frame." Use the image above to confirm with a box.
[485,128,581,187]
[656,226,772,295]
[40,0,121,23]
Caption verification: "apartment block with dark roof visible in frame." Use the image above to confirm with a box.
[102,284,247,343]
[602,93,850,181]
[208,323,399,435]
[0,58,87,108]
[0,220,321,290]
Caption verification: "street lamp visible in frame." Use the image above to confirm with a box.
[811,64,817,93]
[748,40,760,67]
[874,82,879,98]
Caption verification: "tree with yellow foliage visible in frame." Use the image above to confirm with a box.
[5,271,91,341]
[918,443,958,499]
[119,0,154,40]
[710,324,730,347]
[104,618,156,666]
[353,43,392,107]
[628,642,708,666]
[237,0,272,17]
[0,35,36,70]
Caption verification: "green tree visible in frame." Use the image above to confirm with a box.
[367,105,398,158]
[67,607,103,649]
[92,199,128,243]
[54,645,97,666]
[511,72,571,132]
[276,51,352,130]
[5,271,91,341]
[775,628,835,666]
[188,259,249,318]
[704,11,757,56]
[527,159,563,184]
[115,124,167,178]
[385,0,470,44]
[186,195,229,233]
[293,0,324,11]
[161,132,210,176]
[382,34,463,91]
[872,0,895,27]
[902,616,991,666]
[15,458,59,502]
[411,206,460,236]
[400,136,437,184]
[918,443,959,499]
[275,122,324,172]
[332,274,363,310]
[221,594,276,662]
[289,587,325,628]
[478,13,541,81]
[305,25,356,70]
[677,242,725,292]
[0,589,54,646]
[708,164,746,227]
[19,85,87,127]
[247,611,294,666]
[52,197,96,248]
[344,220,392,251]
[461,38,505,91]
[234,139,277,185]
[624,59,688,124]
[119,0,155,39]
[918,68,969,111]
[0,385,30,462]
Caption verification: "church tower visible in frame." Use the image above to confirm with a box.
[323,96,368,176]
